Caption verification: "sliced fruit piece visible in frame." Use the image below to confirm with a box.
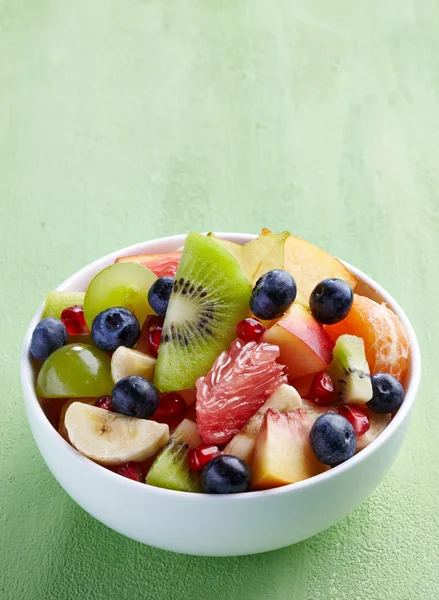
[154,233,251,392]
[83,262,157,329]
[224,384,302,463]
[284,236,358,306]
[146,419,202,492]
[64,402,169,465]
[196,339,287,444]
[206,234,245,268]
[327,334,373,405]
[136,315,164,357]
[36,344,113,398]
[111,346,156,383]
[115,251,181,277]
[58,398,96,440]
[262,303,333,380]
[355,409,391,452]
[252,409,327,489]
[290,374,315,398]
[245,231,290,285]
[302,398,338,422]
[324,294,409,382]
[43,291,85,319]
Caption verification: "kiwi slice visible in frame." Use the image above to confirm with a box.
[146,420,202,493]
[43,291,85,319]
[328,334,373,405]
[154,232,251,392]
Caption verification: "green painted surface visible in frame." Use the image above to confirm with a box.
[0,0,437,598]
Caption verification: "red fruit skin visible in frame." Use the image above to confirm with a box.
[236,318,266,343]
[136,315,164,356]
[153,393,188,428]
[338,405,370,436]
[262,304,334,380]
[115,462,143,482]
[196,339,287,444]
[96,396,113,411]
[187,445,220,471]
[61,305,89,336]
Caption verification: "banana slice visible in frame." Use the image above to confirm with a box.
[64,402,169,465]
[225,384,302,463]
[111,346,156,383]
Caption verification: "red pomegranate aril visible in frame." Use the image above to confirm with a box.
[309,372,337,405]
[137,315,164,357]
[61,305,89,336]
[153,392,188,427]
[236,318,266,343]
[149,326,162,357]
[96,395,113,411]
[338,405,370,436]
[188,445,220,471]
[116,462,143,482]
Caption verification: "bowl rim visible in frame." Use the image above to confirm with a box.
[20,232,422,501]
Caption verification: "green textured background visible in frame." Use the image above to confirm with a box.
[1,1,437,598]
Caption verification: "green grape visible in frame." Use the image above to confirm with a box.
[42,291,85,319]
[36,344,113,398]
[83,262,157,328]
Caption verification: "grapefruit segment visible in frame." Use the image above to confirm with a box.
[196,339,287,444]
[116,251,181,277]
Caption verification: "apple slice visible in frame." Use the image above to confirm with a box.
[262,303,333,380]
[115,251,181,277]
[284,235,358,306]
[224,384,302,463]
[252,408,327,489]
[355,409,391,452]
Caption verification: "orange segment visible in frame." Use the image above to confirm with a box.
[324,295,409,382]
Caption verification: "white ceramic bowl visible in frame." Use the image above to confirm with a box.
[21,233,421,556]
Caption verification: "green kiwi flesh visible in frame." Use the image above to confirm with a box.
[328,334,373,405]
[154,233,251,391]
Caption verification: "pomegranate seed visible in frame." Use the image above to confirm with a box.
[153,392,188,427]
[309,372,337,405]
[338,405,370,436]
[236,318,265,342]
[61,305,89,336]
[116,462,143,482]
[137,315,164,357]
[188,445,220,471]
[96,395,112,411]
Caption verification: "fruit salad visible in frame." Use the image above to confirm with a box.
[30,230,410,494]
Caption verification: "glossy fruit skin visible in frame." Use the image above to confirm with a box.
[148,277,174,317]
[236,318,265,343]
[201,455,252,494]
[309,278,354,325]
[30,318,67,361]
[338,405,370,436]
[309,372,337,405]
[61,305,89,336]
[250,270,297,320]
[309,413,356,466]
[112,375,159,419]
[188,445,220,471]
[153,392,188,428]
[115,462,143,482]
[91,307,140,352]
[136,315,164,358]
[367,373,404,414]
[95,395,113,411]
[36,344,113,398]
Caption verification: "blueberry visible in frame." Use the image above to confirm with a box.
[250,270,297,320]
[309,278,353,325]
[91,307,140,352]
[201,455,252,494]
[30,318,67,361]
[148,277,174,317]
[367,373,404,414]
[112,375,159,419]
[309,413,356,467]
